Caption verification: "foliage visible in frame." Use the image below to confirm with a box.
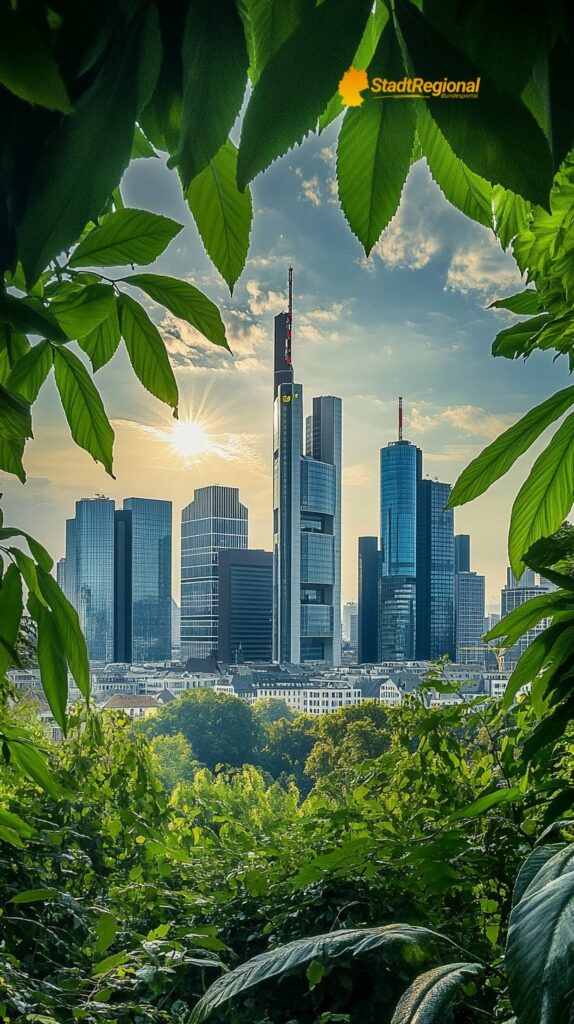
[150,732,198,791]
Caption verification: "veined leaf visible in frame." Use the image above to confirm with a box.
[10,888,58,904]
[491,314,552,360]
[0,294,67,342]
[0,383,32,440]
[69,210,183,268]
[490,290,541,315]
[509,411,574,575]
[0,11,71,113]
[0,438,26,482]
[5,341,53,403]
[237,0,373,189]
[177,0,248,185]
[125,274,228,348]
[337,21,416,255]
[418,106,492,229]
[492,185,531,250]
[507,845,574,1024]
[238,0,308,84]
[7,736,60,798]
[92,951,129,977]
[485,591,572,647]
[7,547,47,607]
[118,294,178,412]
[38,569,90,701]
[449,786,521,821]
[78,301,121,372]
[53,347,115,475]
[28,592,68,731]
[131,125,158,160]
[448,386,574,508]
[186,140,253,293]
[318,1,388,132]
[524,694,574,761]
[0,807,34,840]
[513,845,564,907]
[51,284,115,338]
[502,622,574,709]
[390,963,483,1024]
[0,564,23,676]
[94,911,118,954]
[0,527,53,571]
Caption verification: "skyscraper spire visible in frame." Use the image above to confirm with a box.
[398,396,403,441]
[286,265,293,365]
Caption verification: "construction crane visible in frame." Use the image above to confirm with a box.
[459,645,507,672]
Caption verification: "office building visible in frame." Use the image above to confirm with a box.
[273,269,342,665]
[114,509,132,663]
[378,399,421,660]
[454,534,470,574]
[357,536,379,663]
[501,568,549,666]
[342,602,358,643]
[180,485,248,661]
[416,479,455,660]
[218,549,273,663]
[120,498,172,662]
[455,572,486,663]
[74,497,115,662]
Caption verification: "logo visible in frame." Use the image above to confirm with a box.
[338,67,480,104]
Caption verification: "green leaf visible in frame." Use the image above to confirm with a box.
[318,0,388,132]
[306,960,324,989]
[28,593,68,731]
[507,845,574,1024]
[390,963,484,1024]
[5,341,53,402]
[53,346,115,475]
[501,622,574,709]
[237,0,373,189]
[189,925,452,1024]
[491,314,552,360]
[0,383,32,440]
[485,592,572,647]
[6,547,47,608]
[524,694,574,761]
[0,438,26,482]
[78,302,121,372]
[0,807,34,840]
[176,0,249,185]
[395,3,554,208]
[16,11,148,286]
[92,951,129,977]
[125,274,228,348]
[448,386,574,509]
[492,185,531,250]
[0,11,71,113]
[449,786,521,821]
[7,738,60,798]
[10,888,58,904]
[238,0,308,84]
[69,210,183,268]
[186,140,253,293]
[0,564,23,676]
[0,294,67,342]
[337,21,416,255]
[509,411,574,575]
[418,106,493,230]
[51,284,115,338]
[94,911,118,954]
[490,290,541,315]
[0,528,53,571]
[118,294,178,411]
[131,125,158,160]
[513,845,564,907]
[37,569,90,701]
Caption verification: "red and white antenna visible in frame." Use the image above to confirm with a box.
[285,265,293,364]
[398,396,403,441]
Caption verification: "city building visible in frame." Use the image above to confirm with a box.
[102,694,162,718]
[121,498,172,662]
[349,611,358,658]
[272,269,342,665]
[454,534,470,574]
[378,399,421,660]
[342,602,358,643]
[453,534,486,664]
[73,497,115,662]
[357,537,378,663]
[501,567,549,666]
[416,478,455,660]
[218,549,273,663]
[180,485,248,661]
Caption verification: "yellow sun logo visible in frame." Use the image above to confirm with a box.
[338,67,369,107]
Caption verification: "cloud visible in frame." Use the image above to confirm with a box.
[245,279,287,315]
[343,464,370,486]
[409,402,515,441]
[373,200,442,270]
[445,235,522,299]
[299,175,322,206]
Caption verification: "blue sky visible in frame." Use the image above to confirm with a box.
[2,124,566,610]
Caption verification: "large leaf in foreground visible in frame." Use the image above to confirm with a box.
[0,438,26,482]
[186,140,253,293]
[53,347,115,475]
[507,845,574,1024]
[237,0,373,188]
[69,209,183,268]
[38,569,90,701]
[126,274,228,348]
[0,564,23,676]
[509,411,574,574]
[189,925,449,1023]
[390,963,483,1024]
[418,107,492,230]
[448,386,574,508]
[0,10,71,113]
[27,593,68,731]
[79,303,121,372]
[5,340,53,403]
[118,294,178,412]
[0,383,32,440]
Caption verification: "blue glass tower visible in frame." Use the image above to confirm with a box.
[416,479,455,660]
[74,497,115,662]
[122,498,172,662]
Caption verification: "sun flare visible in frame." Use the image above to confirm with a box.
[168,419,213,459]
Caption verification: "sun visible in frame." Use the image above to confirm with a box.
[167,419,213,459]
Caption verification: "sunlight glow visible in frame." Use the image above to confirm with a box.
[167,419,213,459]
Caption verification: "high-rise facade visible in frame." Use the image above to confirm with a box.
[455,573,486,662]
[378,402,421,661]
[180,485,247,661]
[121,498,172,662]
[273,271,342,665]
[454,534,470,574]
[74,497,115,662]
[218,549,273,663]
[357,536,378,663]
[416,479,455,660]
[501,568,548,666]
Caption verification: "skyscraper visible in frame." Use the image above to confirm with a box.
[218,549,273,663]
[416,479,455,660]
[273,270,342,666]
[74,497,115,662]
[180,485,247,661]
[454,535,486,663]
[378,399,421,661]
[501,568,548,666]
[121,498,172,662]
[454,534,470,574]
[357,537,378,663]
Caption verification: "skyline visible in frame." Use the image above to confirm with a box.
[1,126,566,609]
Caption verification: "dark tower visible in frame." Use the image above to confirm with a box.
[273,265,294,397]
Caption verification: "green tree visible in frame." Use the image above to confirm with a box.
[143,689,262,770]
[305,703,391,780]
[252,697,296,725]
[150,731,197,791]
[258,714,317,788]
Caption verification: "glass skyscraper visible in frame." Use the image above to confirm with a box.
[180,485,247,661]
[218,549,273,663]
[122,498,172,662]
[272,276,342,666]
[416,479,455,660]
[74,497,115,662]
[501,568,548,667]
[357,537,379,663]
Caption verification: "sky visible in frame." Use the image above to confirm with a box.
[1,124,566,612]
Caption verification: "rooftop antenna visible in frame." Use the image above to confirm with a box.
[286,265,293,365]
[398,396,403,441]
